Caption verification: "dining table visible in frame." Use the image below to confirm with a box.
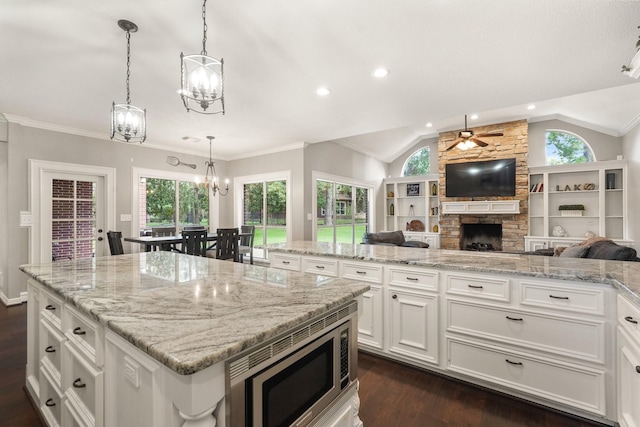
[124,232,251,253]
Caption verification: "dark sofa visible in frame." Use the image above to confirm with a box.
[362,230,429,248]
[529,238,639,261]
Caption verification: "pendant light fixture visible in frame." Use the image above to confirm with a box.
[110,20,146,143]
[204,136,229,196]
[180,0,225,114]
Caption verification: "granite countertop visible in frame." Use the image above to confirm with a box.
[266,241,640,306]
[20,252,370,375]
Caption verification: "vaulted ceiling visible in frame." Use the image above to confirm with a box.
[2,0,640,162]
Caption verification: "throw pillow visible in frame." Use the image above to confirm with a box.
[558,245,589,258]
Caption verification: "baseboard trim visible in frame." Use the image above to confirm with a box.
[0,291,26,306]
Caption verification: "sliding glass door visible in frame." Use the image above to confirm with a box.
[242,178,288,258]
[316,177,371,244]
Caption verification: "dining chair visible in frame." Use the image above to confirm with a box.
[152,226,177,251]
[183,225,207,231]
[206,228,239,262]
[181,229,208,256]
[107,231,124,255]
[238,225,255,264]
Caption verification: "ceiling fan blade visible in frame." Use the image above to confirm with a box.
[475,132,504,138]
[470,138,488,147]
[446,139,463,151]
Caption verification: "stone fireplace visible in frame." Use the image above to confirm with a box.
[437,119,529,252]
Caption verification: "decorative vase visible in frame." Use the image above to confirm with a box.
[552,225,567,237]
[431,183,437,196]
[389,203,394,216]
[432,225,439,233]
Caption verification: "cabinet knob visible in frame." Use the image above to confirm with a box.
[392,294,398,299]
[73,378,86,388]
[73,327,86,336]
[625,316,638,325]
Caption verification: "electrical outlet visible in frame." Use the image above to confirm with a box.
[123,356,140,388]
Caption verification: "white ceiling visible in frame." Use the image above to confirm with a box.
[2,0,640,162]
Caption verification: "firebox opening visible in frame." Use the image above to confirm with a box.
[460,224,503,251]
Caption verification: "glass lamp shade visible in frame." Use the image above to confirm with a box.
[180,53,224,114]
[110,102,146,143]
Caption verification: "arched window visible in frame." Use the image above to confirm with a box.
[402,147,430,176]
[545,130,595,165]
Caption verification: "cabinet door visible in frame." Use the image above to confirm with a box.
[526,239,548,252]
[618,328,640,427]
[388,288,438,365]
[357,285,383,350]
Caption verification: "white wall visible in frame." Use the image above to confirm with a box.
[623,122,640,244]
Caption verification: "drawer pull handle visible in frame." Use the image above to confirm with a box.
[73,378,86,388]
[506,316,523,322]
[467,285,483,289]
[625,316,638,325]
[315,265,325,269]
[45,346,56,353]
[356,271,367,275]
[73,327,86,336]
[45,305,56,311]
[406,277,419,281]
[282,260,290,265]
[392,294,398,299]
[549,295,569,300]
[505,359,523,366]
[45,398,56,407]
[636,366,640,374]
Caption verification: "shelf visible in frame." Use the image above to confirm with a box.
[549,190,598,194]
[549,215,598,218]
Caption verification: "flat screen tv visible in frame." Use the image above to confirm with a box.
[445,158,516,198]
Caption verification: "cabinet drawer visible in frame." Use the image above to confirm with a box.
[447,300,605,363]
[40,288,64,330]
[301,257,338,277]
[387,266,438,291]
[41,317,66,388]
[40,367,64,427]
[520,281,605,316]
[618,294,640,342]
[64,306,103,367]
[340,262,383,284]
[447,338,606,416]
[269,253,301,271]
[64,341,103,427]
[446,273,510,302]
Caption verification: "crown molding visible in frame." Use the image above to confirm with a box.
[527,113,622,137]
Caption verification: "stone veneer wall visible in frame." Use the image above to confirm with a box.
[438,119,529,252]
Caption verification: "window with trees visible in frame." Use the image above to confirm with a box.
[242,180,288,249]
[545,130,595,165]
[402,147,430,176]
[141,177,208,230]
[315,176,371,244]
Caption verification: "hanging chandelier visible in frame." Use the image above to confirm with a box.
[204,136,229,196]
[180,0,225,114]
[110,20,146,143]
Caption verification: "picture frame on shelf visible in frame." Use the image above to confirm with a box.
[406,183,420,196]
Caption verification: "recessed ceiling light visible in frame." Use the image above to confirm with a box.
[426,122,433,128]
[372,68,390,78]
[316,87,331,96]
[470,114,478,120]
[527,104,536,110]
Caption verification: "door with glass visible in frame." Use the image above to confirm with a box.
[316,179,370,244]
[242,180,287,259]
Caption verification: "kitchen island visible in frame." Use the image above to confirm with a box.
[266,241,640,426]
[20,251,370,427]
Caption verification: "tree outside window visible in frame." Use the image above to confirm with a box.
[545,130,595,165]
[402,147,430,176]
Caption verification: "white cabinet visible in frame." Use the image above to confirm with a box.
[388,286,438,365]
[617,295,640,427]
[383,175,440,246]
[356,285,384,350]
[528,160,630,245]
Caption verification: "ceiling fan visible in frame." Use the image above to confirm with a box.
[446,115,504,151]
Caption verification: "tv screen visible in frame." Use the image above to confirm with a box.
[445,158,516,198]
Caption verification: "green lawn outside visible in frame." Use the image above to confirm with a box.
[252,225,367,245]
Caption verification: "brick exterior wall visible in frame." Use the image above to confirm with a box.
[51,179,96,260]
[438,119,529,252]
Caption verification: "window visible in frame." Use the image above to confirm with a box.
[545,130,595,165]
[402,147,430,176]
[314,174,372,244]
[140,176,208,231]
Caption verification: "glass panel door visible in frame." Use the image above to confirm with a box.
[242,179,288,258]
[315,179,370,244]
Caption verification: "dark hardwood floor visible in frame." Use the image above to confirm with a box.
[1,302,606,427]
